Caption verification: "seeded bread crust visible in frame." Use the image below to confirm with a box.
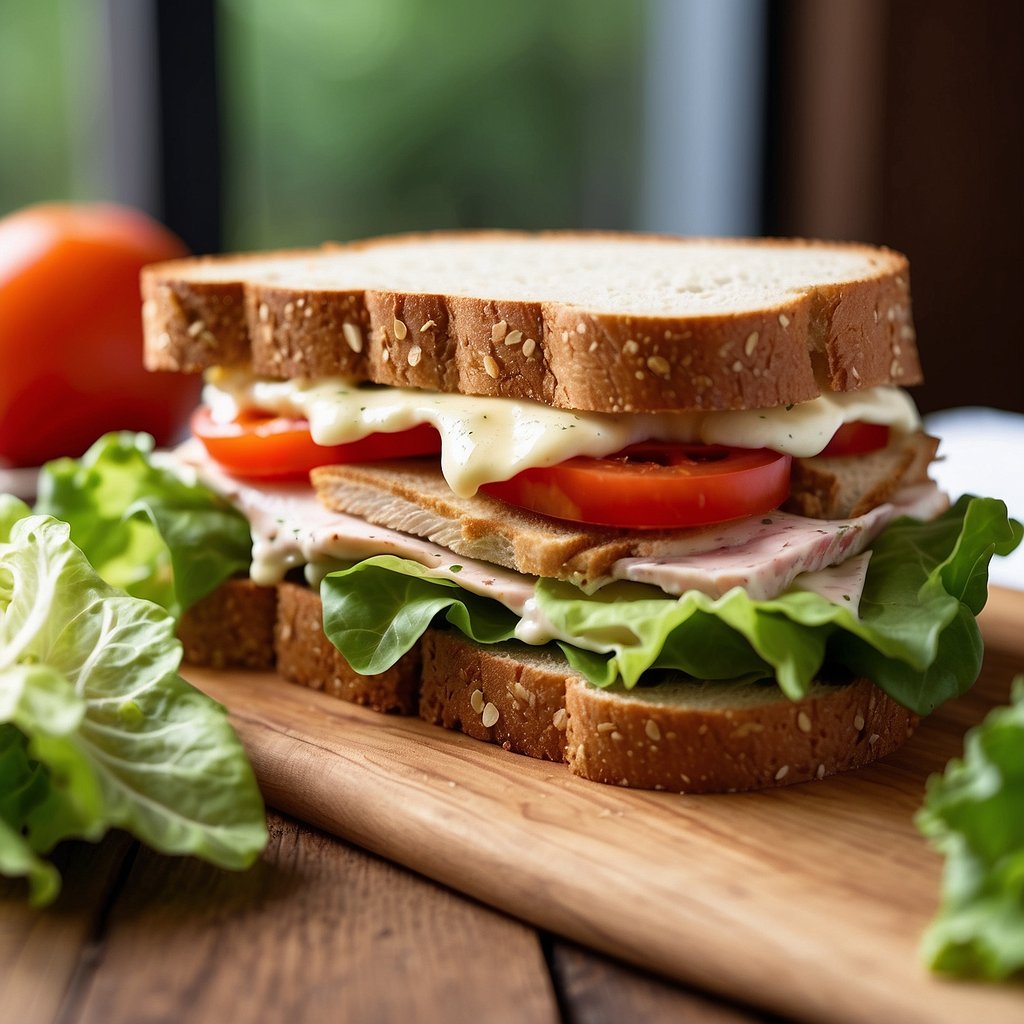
[419,633,569,762]
[180,579,917,791]
[563,676,916,793]
[178,578,278,670]
[423,633,916,792]
[275,581,419,714]
[142,232,921,413]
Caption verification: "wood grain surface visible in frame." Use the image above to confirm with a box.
[67,818,561,1024]
[0,835,133,1024]
[548,943,760,1024]
[184,587,1024,1024]
[0,811,760,1024]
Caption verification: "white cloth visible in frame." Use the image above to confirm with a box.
[924,407,1024,590]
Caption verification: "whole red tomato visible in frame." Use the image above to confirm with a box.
[0,203,202,467]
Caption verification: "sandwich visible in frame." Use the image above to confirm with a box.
[138,231,1020,792]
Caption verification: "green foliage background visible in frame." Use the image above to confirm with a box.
[0,1,77,207]
[0,0,645,246]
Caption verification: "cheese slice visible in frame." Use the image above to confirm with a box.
[204,370,921,498]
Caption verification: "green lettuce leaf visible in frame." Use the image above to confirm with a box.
[916,678,1024,979]
[0,662,104,853]
[35,432,251,617]
[320,497,1020,716]
[0,514,267,904]
[545,496,1020,711]
[322,555,519,673]
[0,494,31,542]
[0,725,61,906]
[831,496,1021,711]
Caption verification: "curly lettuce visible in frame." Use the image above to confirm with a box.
[35,432,251,618]
[0,509,266,906]
[916,678,1024,980]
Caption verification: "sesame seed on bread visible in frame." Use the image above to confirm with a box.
[563,674,916,792]
[275,582,419,714]
[142,232,921,414]
[419,632,570,762]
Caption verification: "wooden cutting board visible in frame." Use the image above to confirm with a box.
[186,587,1024,1024]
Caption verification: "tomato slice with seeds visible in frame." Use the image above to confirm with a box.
[480,442,792,529]
[820,421,890,457]
[192,406,441,479]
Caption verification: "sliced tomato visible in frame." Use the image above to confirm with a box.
[821,421,890,457]
[192,406,440,479]
[480,442,792,529]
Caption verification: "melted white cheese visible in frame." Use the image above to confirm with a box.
[204,369,920,498]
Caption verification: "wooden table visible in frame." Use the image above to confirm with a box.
[3,593,1022,1024]
[2,817,758,1023]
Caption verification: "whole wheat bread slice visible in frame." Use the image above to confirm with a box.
[563,674,915,792]
[142,232,921,413]
[178,578,917,792]
[178,578,278,670]
[419,633,570,762]
[275,582,419,714]
[785,432,939,519]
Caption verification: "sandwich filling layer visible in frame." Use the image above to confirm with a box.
[204,370,920,496]
[170,356,960,702]
[174,441,943,597]
[170,440,944,659]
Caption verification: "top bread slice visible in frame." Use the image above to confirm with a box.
[142,231,921,414]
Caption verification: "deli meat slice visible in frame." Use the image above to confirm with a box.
[614,483,947,599]
[311,457,945,591]
[169,442,537,611]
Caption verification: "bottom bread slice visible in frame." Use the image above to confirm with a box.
[420,633,571,762]
[563,675,915,791]
[276,582,420,714]
[178,579,918,792]
[178,578,278,670]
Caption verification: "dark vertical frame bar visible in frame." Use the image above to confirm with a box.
[154,0,222,254]
[761,0,889,243]
[880,0,1023,413]
[759,1,787,236]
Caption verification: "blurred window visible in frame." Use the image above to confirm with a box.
[0,1,78,207]
[0,0,169,234]
[216,0,646,248]
[0,1,749,244]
